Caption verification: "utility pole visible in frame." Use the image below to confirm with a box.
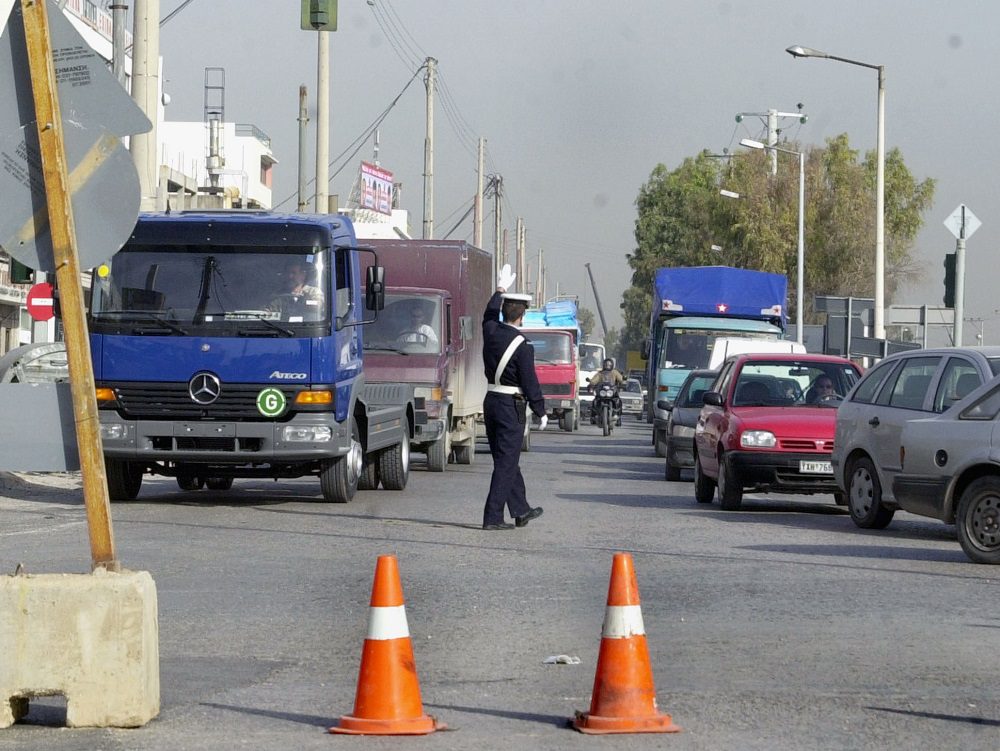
[735,107,808,175]
[297,84,309,211]
[515,217,525,294]
[130,0,159,210]
[584,262,609,339]
[492,174,503,283]
[473,137,484,248]
[422,57,436,238]
[110,3,128,87]
[315,32,329,213]
[536,249,544,307]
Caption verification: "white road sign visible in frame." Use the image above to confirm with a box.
[944,204,981,240]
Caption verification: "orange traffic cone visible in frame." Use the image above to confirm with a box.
[330,555,445,735]
[573,552,681,734]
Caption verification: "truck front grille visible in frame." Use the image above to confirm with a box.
[541,383,573,396]
[107,382,298,420]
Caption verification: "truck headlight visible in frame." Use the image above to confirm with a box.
[100,424,127,440]
[281,425,333,442]
[741,430,776,448]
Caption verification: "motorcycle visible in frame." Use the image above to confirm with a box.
[592,382,621,436]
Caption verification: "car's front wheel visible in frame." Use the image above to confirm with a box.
[955,477,1000,564]
[847,456,895,529]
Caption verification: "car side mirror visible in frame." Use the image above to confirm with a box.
[703,391,723,407]
[657,399,673,412]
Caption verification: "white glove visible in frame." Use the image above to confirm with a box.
[538,415,548,431]
[497,263,516,292]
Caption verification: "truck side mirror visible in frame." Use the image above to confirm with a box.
[459,315,473,342]
[366,266,385,311]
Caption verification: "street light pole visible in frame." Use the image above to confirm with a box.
[739,139,805,345]
[786,45,886,340]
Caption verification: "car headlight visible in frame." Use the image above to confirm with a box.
[740,430,776,448]
[672,425,696,438]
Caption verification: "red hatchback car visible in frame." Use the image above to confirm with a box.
[693,353,862,510]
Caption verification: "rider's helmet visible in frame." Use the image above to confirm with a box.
[602,358,614,371]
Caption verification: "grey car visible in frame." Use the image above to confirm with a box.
[892,375,1000,564]
[664,368,717,481]
[619,378,645,420]
[832,346,1000,530]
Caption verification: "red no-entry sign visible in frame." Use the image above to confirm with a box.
[26,282,55,321]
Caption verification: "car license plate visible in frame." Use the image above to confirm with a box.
[799,460,833,474]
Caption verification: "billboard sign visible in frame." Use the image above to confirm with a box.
[360,161,393,216]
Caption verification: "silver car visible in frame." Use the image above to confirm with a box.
[833,346,1000,530]
[619,378,645,420]
[892,375,1000,564]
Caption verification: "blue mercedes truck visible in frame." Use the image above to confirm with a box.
[88,210,418,502]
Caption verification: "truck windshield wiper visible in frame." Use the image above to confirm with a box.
[363,343,410,355]
[125,313,188,335]
[237,315,296,337]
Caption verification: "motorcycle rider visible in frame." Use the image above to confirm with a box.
[588,358,625,425]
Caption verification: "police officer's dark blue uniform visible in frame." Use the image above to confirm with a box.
[481,277,545,530]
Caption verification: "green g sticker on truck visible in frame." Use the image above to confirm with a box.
[257,388,287,417]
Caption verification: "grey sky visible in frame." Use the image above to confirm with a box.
[154,1,996,339]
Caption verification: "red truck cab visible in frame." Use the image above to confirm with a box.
[522,327,579,432]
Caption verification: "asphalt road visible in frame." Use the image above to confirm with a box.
[1,419,998,750]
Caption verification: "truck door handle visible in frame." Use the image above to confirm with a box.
[868,416,880,427]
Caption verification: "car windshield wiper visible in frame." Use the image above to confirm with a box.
[124,312,188,335]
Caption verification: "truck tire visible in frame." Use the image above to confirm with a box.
[320,417,361,503]
[177,474,205,491]
[107,459,142,501]
[453,442,474,465]
[358,456,381,490]
[379,430,410,491]
[427,430,450,472]
[561,409,574,432]
[206,477,233,491]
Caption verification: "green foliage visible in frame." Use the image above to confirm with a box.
[577,306,596,338]
[622,135,935,345]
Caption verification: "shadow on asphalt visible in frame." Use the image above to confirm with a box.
[199,701,331,728]
[740,542,967,564]
[865,706,1000,727]
[423,702,569,728]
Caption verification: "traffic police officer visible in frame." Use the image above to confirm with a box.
[481,264,546,530]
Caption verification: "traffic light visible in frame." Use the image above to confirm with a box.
[300,0,337,31]
[943,252,956,308]
[9,258,33,284]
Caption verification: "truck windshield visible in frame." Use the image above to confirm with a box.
[365,293,443,354]
[530,332,573,364]
[658,328,779,370]
[579,342,605,371]
[90,245,331,333]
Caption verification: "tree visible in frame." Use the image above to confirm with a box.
[621,136,935,346]
[577,306,596,338]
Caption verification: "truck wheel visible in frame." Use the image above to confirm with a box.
[379,430,410,491]
[665,459,681,482]
[453,442,474,465]
[206,477,233,491]
[572,410,579,431]
[358,456,381,490]
[107,459,142,501]
[427,430,450,472]
[177,474,205,491]
[561,409,574,432]
[654,429,667,457]
[320,417,361,502]
[717,452,744,511]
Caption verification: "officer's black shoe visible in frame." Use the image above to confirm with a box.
[515,507,543,528]
[483,522,515,531]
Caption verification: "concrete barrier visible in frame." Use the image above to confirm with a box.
[0,569,159,728]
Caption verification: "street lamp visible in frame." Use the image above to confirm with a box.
[740,138,805,345]
[786,44,885,341]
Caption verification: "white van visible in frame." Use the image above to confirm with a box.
[707,337,806,371]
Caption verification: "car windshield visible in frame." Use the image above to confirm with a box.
[89,245,332,334]
[732,361,858,407]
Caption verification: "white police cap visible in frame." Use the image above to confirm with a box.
[501,292,532,303]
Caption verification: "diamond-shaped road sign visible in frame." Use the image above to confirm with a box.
[0,0,151,271]
[943,204,981,241]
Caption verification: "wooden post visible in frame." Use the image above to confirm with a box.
[20,0,118,571]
